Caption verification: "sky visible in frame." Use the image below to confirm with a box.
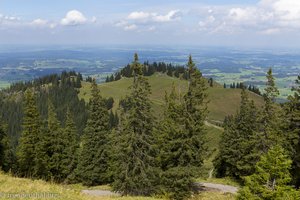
[0,0,300,48]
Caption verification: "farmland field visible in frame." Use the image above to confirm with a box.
[0,46,299,99]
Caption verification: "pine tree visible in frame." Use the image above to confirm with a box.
[77,79,110,186]
[183,55,208,168]
[286,75,300,187]
[157,84,198,200]
[238,145,300,200]
[0,120,8,170]
[155,56,208,199]
[112,53,157,196]
[214,88,259,178]
[256,68,282,154]
[17,89,42,177]
[61,108,79,183]
[41,100,65,181]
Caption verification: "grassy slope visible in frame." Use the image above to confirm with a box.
[79,73,264,121]
[0,172,235,200]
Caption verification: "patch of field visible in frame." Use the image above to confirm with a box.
[0,81,10,89]
[79,73,264,121]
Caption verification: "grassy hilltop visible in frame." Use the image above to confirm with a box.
[79,73,264,122]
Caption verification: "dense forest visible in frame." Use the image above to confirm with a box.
[0,54,300,199]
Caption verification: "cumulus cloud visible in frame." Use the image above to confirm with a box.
[124,24,137,31]
[116,10,181,31]
[0,14,21,26]
[128,11,151,20]
[31,19,48,26]
[260,28,280,35]
[197,0,300,35]
[60,10,87,26]
[127,10,181,23]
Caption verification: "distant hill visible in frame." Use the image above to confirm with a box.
[79,73,264,122]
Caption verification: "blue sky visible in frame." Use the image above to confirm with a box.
[0,0,299,48]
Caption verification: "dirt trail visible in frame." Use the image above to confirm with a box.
[195,182,238,194]
[81,182,238,197]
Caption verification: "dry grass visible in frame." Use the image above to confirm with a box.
[0,172,235,200]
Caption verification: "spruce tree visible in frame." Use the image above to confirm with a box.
[214,88,259,178]
[183,55,208,168]
[0,120,8,170]
[157,84,198,200]
[238,145,300,200]
[256,68,282,154]
[77,79,110,186]
[17,89,42,177]
[157,56,208,199]
[41,100,65,181]
[61,107,79,182]
[112,53,156,196]
[286,75,300,187]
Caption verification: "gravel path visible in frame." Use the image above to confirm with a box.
[196,182,238,194]
[81,182,238,197]
[81,190,119,196]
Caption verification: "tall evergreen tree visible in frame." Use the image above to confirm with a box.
[112,53,157,196]
[41,100,65,181]
[214,88,259,178]
[157,56,208,199]
[0,120,8,171]
[61,108,79,182]
[17,89,42,177]
[157,84,197,200]
[183,55,208,168]
[285,75,300,187]
[255,68,282,154]
[77,79,110,186]
[238,145,300,200]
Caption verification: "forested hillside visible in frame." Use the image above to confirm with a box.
[0,54,300,200]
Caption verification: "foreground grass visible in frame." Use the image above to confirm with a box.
[0,172,235,200]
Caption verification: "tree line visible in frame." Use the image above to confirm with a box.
[224,82,261,95]
[105,61,189,83]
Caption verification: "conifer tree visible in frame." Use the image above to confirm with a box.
[61,108,79,182]
[238,145,300,200]
[156,56,208,199]
[17,89,42,177]
[183,55,208,166]
[41,100,65,181]
[214,88,259,178]
[286,75,300,187]
[0,120,8,170]
[112,53,156,196]
[157,84,198,200]
[77,79,110,186]
[256,68,282,154]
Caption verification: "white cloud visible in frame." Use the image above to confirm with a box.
[126,10,182,23]
[0,14,21,26]
[128,11,151,20]
[196,0,300,35]
[31,19,48,26]
[124,24,137,31]
[260,28,280,34]
[152,10,182,22]
[91,16,97,23]
[60,10,87,26]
